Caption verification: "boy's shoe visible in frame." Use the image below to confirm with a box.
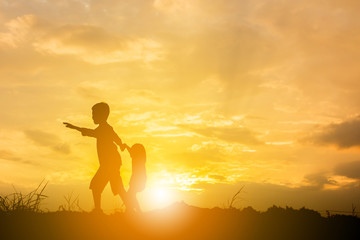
[90,208,104,215]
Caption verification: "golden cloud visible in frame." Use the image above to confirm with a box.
[0,14,41,48]
[34,25,165,64]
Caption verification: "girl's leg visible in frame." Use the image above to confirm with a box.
[127,188,137,212]
[133,192,142,213]
[128,188,141,213]
[110,169,129,209]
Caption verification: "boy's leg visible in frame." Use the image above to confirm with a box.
[117,177,126,201]
[89,167,108,212]
[92,189,101,210]
[109,169,129,208]
[117,177,129,208]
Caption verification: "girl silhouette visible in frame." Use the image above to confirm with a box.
[126,143,147,212]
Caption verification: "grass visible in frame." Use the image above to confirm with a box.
[0,180,48,213]
[58,192,84,212]
[226,186,245,209]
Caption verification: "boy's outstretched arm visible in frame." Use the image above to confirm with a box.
[63,122,97,137]
[63,122,82,131]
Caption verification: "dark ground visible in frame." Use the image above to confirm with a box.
[1,202,359,240]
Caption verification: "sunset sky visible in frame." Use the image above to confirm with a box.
[1,0,360,213]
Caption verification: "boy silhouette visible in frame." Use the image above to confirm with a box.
[63,102,127,213]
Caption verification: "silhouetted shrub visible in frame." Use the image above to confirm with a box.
[0,181,47,213]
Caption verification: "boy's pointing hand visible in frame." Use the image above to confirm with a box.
[63,122,75,129]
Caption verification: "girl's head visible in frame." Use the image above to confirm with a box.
[129,143,146,161]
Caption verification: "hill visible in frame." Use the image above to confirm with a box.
[1,202,359,240]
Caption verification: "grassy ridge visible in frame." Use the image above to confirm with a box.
[1,202,359,240]
[1,184,359,240]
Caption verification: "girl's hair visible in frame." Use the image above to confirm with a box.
[130,143,146,160]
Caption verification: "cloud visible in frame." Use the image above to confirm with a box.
[303,116,360,148]
[76,81,113,100]
[188,126,263,146]
[0,150,35,165]
[302,173,337,190]
[123,89,164,106]
[209,174,226,181]
[0,14,164,64]
[335,161,360,179]
[33,24,164,64]
[39,24,122,50]
[0,14,42,48]
[24,130,71,154]
[153,0,196,16]
[0,150,22,162]
[122,112,154,122]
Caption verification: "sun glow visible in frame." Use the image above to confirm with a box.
[148,187,174,209]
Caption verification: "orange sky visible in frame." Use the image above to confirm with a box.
[1,0,360,213]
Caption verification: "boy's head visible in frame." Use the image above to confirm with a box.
[92,102,110,124]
